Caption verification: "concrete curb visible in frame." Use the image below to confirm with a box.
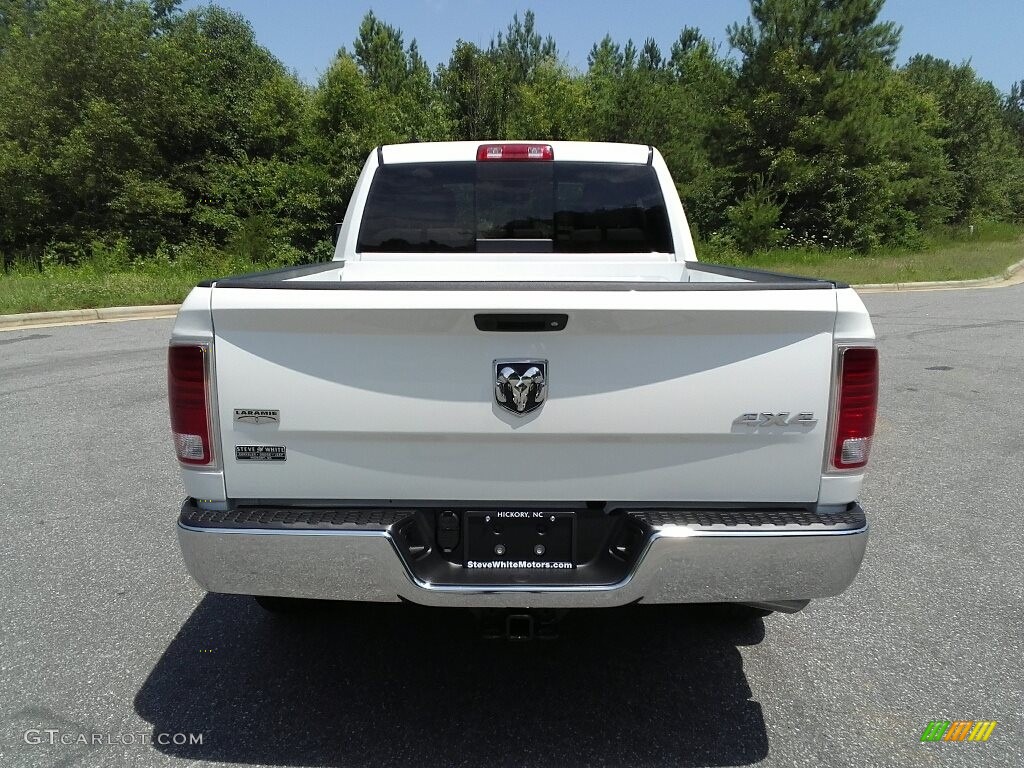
[2,256,1023,330]
[854,256,1024,293]
[0,304,179,331]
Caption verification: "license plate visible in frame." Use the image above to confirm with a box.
[464,511,575,570]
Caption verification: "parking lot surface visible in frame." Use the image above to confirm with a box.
[1,284,1021,767]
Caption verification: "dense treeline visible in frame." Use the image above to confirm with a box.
[1,0,1022,269]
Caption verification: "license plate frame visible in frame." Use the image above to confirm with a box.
[463,510,576,570]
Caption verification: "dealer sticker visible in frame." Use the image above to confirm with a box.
[235,445,286,461]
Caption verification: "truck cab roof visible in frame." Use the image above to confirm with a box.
[336,140,694,263]
[379,140,654,165]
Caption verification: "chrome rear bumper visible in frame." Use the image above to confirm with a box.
[177,502,868,609]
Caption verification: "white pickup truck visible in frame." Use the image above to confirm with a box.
[169,141,877,632]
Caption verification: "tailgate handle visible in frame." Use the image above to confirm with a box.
[474,314,568,333]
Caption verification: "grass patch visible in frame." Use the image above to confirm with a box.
[1,265,206,314]
[2,224,1023,315]
[0,261,239,315]
[704,223,1024,284]
[0,247,268,315]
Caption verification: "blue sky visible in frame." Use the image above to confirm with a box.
[180,0,1023,92]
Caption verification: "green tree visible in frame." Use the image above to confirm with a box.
[489,10,557,84]
[353,11,409,93]
[438,10,559,139]
[903,55,1024,222]
[305,55,387,221]
[347,12,450,141]
[3,0,1023,269]
[1006,80,1024,149]
[726,176,789,252]
[0,0,168,254]
[583,35,627,141]
[583,28,736,235]
[661,33,737,234]
[0,0,320,259]
[506,59,590,139]
[156,4,314,251]
[437,41,503,139]
[728,0,899,71]
[724,0,950,248]
[638,38,664,71]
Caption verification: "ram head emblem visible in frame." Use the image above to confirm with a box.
[494,360,548,415]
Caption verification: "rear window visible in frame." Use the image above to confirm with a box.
[357,162,673,254]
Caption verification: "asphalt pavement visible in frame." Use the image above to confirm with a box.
[1,284,1022,767]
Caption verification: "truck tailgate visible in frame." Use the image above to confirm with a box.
[210,286,836,503]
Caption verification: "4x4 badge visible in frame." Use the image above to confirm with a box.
[733,412,817,427]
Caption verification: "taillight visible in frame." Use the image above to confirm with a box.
[831,347,879,470]
[168,344,213,466]
[476,143,554,161]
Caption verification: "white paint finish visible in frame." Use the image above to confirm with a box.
[208,283,837,315]
[819,474,866,505]
[331,150,378,262]
[380,140,652,165]
[302,260,686,283]
[181,468,227,502]
[168,286,213,341]
[336,255,681,271]
[834,288,876,341]
[210,288,838,502]
[649,147,698,262]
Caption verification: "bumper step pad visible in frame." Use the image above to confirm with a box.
[629,506,865,532]
[180,502,413,531]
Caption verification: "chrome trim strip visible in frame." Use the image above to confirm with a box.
[178,523,391,538]
[645,525,867,538]
[178,521,867,540]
